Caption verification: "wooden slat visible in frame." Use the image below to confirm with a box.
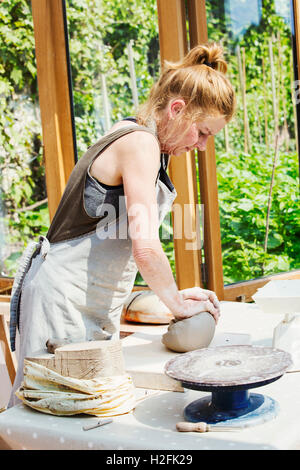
[0,278,13,296]
[0,314,17,385]
[157,0,203,289]
[224,269,300,303]
[197,139,224,297]
[134,270,300,304]
[157,0,187,62]
[168,151,203,289]
[31,0,75,221]
[186,0,225,299]
[187,0,209,48]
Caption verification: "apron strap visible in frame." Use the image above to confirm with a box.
[9,237,49,351]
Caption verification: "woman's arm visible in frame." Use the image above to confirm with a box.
[96,130,220,321]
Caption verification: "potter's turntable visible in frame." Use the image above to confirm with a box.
[165,345,292,428]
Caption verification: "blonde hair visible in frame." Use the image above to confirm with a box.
[137,42,236,127]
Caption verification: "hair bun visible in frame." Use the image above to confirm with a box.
[137,40,235,128]
[165,42,228,74]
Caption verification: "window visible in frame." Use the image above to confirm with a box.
[206,0,300,284]
[0,1,48,277]
[65,0,175,285]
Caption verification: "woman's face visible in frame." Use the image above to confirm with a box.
[160,99,227,156]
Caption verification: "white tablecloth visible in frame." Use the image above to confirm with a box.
[1,301,300,450]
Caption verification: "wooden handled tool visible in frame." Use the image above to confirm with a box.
[176,421,239,433]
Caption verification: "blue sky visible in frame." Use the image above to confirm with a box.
[224,0,291,38]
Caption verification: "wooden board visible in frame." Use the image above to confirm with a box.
[224,270,300,302]
[121,329,251,392]
[122,330,184,392]
[0,278,13,296]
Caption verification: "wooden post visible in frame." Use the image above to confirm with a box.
[224,124,229,152]
[186,0,224,299]
[156,0,203,290]
[242,48,251,152]
[101,73,111,132]
[157,0,187,62]
[277,32,282,127]
[262,56,269,149]
[31,0,76,221]
[256,108,262,145]
[277,33,289,152]
[269,37,278,144]
[262,135,280,275]
[237,45,251,153]
[127,40,139,111]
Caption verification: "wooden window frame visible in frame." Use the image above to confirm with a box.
[31,0,76,221]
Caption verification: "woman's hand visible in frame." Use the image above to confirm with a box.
[175,287,221,323]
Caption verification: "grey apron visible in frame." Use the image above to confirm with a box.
[8,124,177,406]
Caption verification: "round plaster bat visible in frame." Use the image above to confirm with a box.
[123,290,173,324]
[161,312,216,353]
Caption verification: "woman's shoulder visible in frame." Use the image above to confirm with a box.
[108,120,139,132]
[90,119,161,185]
[105,118,159,144]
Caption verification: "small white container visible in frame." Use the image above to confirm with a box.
[252,279,300,372]
[252,280,300,315]
[252,280,300,371]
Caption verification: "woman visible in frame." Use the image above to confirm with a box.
[9,42,236,405]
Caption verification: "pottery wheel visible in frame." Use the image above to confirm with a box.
[164,346,293,426]
[165,345,292,389]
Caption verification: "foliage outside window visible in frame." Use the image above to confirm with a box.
[65,0,174,285]
[0,0,48,277]
[0,0,299,287]
[206,0,300,283]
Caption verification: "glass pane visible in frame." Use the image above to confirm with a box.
[206,0,300,284]
[0,1,49,277]
[65,0,175,285]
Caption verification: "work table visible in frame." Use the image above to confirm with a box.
[1,301,300,450]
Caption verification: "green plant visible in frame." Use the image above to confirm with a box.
[0,0,299,286]
[0,0,47,276]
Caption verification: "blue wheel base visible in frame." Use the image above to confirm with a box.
[184,393,279,428]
